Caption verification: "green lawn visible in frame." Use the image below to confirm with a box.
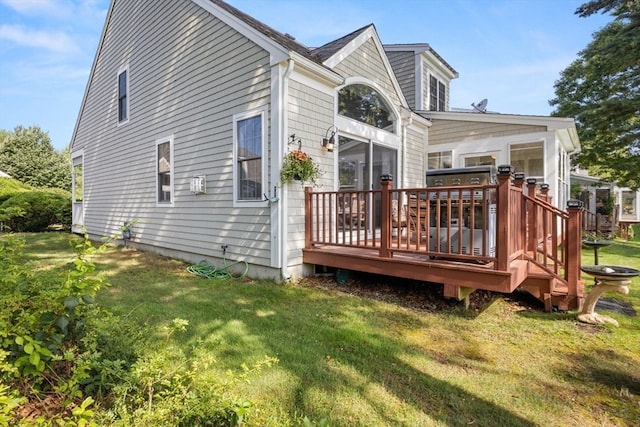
[15,230,640,426]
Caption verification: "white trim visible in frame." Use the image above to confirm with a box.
[155,134,175,207]
[270,60,291,271]
[116,63,130,127]
[232,105,269,208]
[323,26,409,110]
[289,68,337,97]
[71,150,84,203]
[415,52,424,110]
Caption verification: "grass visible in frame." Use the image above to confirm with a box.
[12,229,640,426]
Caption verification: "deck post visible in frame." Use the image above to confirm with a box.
[566,200,584,308]
[304,186,313,249]
[496,165,513,271]
[540,183,552,205]
[526,178,538,253]
[379,175,393,258]
[514,173,526,250]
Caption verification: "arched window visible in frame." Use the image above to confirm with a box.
[338,84,395,132]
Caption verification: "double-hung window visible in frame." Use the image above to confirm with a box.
[429,75,446,111]
[118,64,129,123]
[233,107,266,205]
[156,136,174,205]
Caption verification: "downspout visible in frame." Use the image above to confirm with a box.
[400,109,413,188]
[280,58,295,281]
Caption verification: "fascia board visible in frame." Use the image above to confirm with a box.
[426,111,576,129]
[290,51,343,87]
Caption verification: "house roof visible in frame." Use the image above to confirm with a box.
[209,0,324,66]
[425,110,581,152]
[312,24,373,63]
[384,43,458,79]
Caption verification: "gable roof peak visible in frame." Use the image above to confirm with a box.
[312,23,375,63]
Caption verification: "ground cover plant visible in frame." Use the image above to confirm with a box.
[3,229,639,426]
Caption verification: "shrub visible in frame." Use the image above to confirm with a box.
[1,235,276,425]
[0,189,71,232]
[0,177,31,205]
[0,234,106,424]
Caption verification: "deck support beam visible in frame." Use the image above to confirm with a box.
[443,283,475,309]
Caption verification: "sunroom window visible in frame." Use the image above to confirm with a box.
[338,84,395,132]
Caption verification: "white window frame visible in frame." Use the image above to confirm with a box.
[156,135,174,207]
[233,106,268,207]
[428,74,447,112]
[72,151,84,203]
[427,150,453,169]
[461,151,499,168]
[117,63,130,126]
[509,141,545,181]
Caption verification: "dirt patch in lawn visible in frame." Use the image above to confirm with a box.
[298,270,543,314]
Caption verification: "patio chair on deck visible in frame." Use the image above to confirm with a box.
[408,196,428,242]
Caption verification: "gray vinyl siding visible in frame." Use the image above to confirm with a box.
[429,120,547,145]
[285,80,335,270]
[386,51,415,109]
[405,126,427,187]
[333,38,403,108]
[73,0,275,269]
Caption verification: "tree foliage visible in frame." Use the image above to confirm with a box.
[550,0,640,189]
[0,125,71,191]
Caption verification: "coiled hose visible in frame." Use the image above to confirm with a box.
[187,258,249,280]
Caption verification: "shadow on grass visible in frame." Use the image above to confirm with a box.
[557,347,640,395]
[98,263,538,426]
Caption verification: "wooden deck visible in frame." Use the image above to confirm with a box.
[303,168,585,311]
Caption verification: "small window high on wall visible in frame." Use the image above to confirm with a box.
[429,75,446,111]
[338,84,395,132]
[117,64,129,123]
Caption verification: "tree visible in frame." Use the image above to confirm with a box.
[550,0,640,190]
[0,125,71,191]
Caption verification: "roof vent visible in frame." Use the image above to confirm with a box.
[284,33,296,40]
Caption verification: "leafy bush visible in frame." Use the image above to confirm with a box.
[0,177,31,205]
[0,234,105,424]
[0,189,71,232]
[1,235,276,425]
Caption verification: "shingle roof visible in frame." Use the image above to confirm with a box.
[312,24,373,63]
[210,0,323,65]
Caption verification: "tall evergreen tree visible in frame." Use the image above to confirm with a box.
[0,125,71,191]
[550,0,640,189]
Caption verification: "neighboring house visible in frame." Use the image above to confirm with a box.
[70,0,583,287]
[571,169,640,237]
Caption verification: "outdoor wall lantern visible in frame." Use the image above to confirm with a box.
[322,126,338,152]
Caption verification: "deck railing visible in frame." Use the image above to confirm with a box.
[305,168,582,290]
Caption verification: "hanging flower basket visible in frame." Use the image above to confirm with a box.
[280,149,321,185]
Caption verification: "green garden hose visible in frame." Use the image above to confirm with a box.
[187,258,249,280]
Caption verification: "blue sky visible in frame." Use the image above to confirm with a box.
[0,0,611,150]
